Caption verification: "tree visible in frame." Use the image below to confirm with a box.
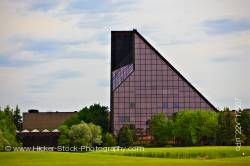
[0,130,9,151]
[0,108,18,151]
[103,133,117,147]
[13,105,22,130]
[63,114,80,127]
[4,105,13,120]
[118,124,133,147]
[68,122,92,147]
[216,109,235,145]
[89,123,102,145]
[149,113,173,146]
[58,121,103,147]
[195,110,218,145]
[173,110,218,146]
[64,104,109,133]
[238,109,250,145]
[58,125,70,146]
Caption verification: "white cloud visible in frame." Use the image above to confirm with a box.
[0,0,249,111]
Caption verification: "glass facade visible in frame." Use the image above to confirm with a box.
[112,64,134,90]
[111,30,217,135]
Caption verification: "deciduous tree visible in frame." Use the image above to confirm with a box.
[149,113,173,146]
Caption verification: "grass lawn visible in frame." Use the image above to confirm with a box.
[0,146,249,166]
[99,146,250,159]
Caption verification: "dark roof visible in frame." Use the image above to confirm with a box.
[23,112,76,130]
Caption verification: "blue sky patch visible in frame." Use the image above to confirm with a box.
[29,1,57,12]
[203,18,250,34]
[51,70,83,80]
[97,79,110,87]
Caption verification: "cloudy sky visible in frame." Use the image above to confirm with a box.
[0,0,249,112]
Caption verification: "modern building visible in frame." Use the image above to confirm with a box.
[110,30,217,135]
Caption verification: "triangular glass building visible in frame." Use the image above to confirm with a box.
[111,30,217,135]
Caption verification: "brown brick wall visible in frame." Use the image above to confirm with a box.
[23,112,76,130]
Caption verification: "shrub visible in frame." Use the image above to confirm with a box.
[103,133,117,147]
[118,124,133,147]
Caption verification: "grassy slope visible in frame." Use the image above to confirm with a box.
[0,147,249,166]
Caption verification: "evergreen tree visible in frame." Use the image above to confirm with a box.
[13,105,22,130]
[4,105,13,120]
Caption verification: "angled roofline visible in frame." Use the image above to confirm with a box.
[133,29,218,112]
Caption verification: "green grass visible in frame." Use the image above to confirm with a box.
[97,146,250,159]
[0,147,249,166]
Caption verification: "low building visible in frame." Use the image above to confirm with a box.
[23,111,76,130]
[17,110,76,147]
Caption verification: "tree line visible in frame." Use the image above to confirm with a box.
[57,105,250,147]
[0,104,249,150]
[149,108,250,146]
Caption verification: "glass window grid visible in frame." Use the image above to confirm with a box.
[113,34,214,133]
